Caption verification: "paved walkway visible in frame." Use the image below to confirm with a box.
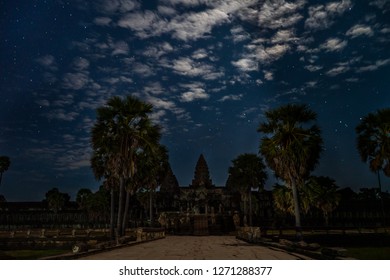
[80,236,311,260]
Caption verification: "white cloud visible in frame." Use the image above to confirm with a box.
[321,38,348,52]
[346,24,374,38]
[326,65,350,76]
[230,26,250,43]
[179,82,209,102]
[180,89,209,102]
[256,44,290,64]
[356,58,390,73]
[232,58,258,72]
[118,11,164,39]
[93,17,112,26]
[45,109,79,121]
[169,57,223,79]
[72,57,89,70]
[157,5,177,16]
[111,40,129,55]
[62,73,89,90]
[161,0,208,6]
[305,65,323,72]
[96,0,140,14]
[142,42,174,59]
[258,0,305,30]
[263,71,274,81]
[36,55,57,71]
[132,63,154,77]
[271,29,297,44]
[167,9,229,41]
[192,49,208,60]
[219,94,243,102]
[305,0,352,30]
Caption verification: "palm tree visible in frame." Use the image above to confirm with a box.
[258,104,323,239]
[273,184,294,216]
[91,95,162,237]
[356,108,390,189]
[356,108,390,227]
[305,176,340,226]
[91,148,117,239]
[0,156,10,188]
[227,153,268,226]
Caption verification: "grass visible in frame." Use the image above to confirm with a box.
[0,249,68,260]
[344,247,390,260]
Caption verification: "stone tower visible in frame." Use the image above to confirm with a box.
[191,154,213,189]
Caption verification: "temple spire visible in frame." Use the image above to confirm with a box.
[191,154,213,189]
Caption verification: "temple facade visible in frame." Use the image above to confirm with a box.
[156,154,274,233]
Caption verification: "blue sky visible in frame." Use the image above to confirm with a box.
[0,0,389,201]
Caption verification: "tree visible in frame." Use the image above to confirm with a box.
[124,144,168,230]
[44,188,70,213]
[305,176,340,226]
[0,156,10,188]
[258,104,323,239]
[227,153,268,226]
[76,188,93,209]
[91,95,162,237]
[356,108,390,189]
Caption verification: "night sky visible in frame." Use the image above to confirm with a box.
[0,0,389,201]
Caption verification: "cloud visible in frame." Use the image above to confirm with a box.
[263,71,274,81]
[141,42,174,59]
[258,0,305,30]
[321,37,348,52]
[157,5,177,16]
[111,40,129,55]
[346,24,374,38]
[169,57,223,79]
[219,94,243,102]
[161,0,208,6]
[192,49,208,60]
[132,63,154,77]
[179,82,209,102]
[230,26,250,43]
[304,65,323,72]
[118,11,164,38]
[305,0,352,31]
[93,17,112,26]
[62,73,89,90]
[95,0,140,14]
[232,58,258,72]
[36,55,58,71]
[256,44,290,64]
[45,109,79,121]
[356,58,390,73]
[167,9,229,41]
[72,57,90,70]
[271,29,297,44]
[326,65,350,76]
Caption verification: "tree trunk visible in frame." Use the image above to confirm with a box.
[249,188,253,226]
[116,177,125,237]
[377,170,386,228]
[149,189,153,225]
[110,188,115,240]
[0,172,3,187]
[291,180,302,240]
[122,190,130,236]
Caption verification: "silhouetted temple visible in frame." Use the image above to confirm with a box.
[191,154,213,189]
